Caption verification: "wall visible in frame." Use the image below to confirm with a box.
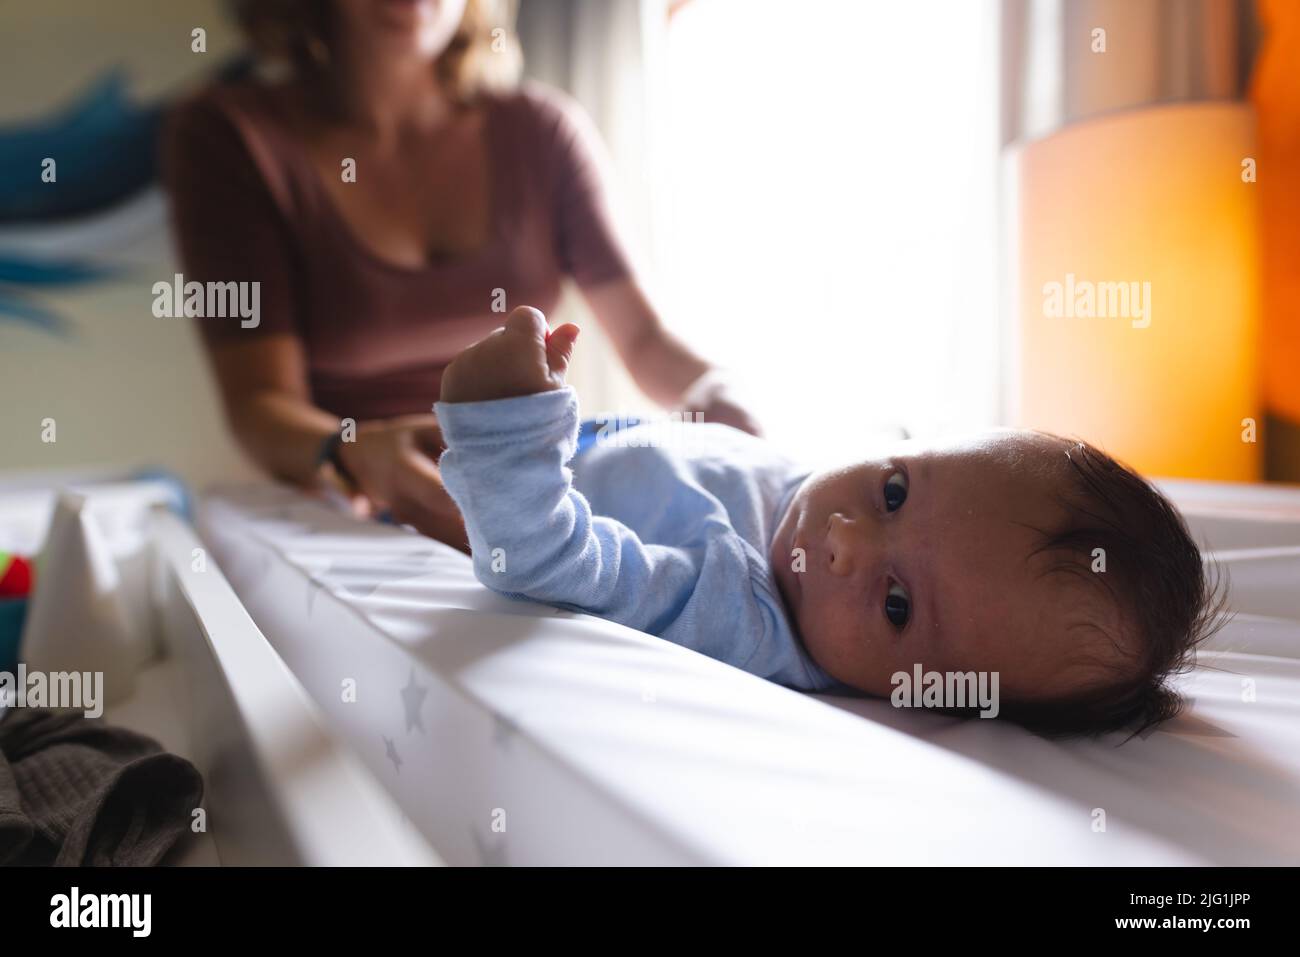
[0,1,257,488]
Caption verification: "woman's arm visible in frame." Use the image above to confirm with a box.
[580,276,707,406]
[541,88,761,433]
[204,332,467,548]
[582,276,762,435]
[164,93,465,546]
[204,332,339,486]
[164,96,337,485]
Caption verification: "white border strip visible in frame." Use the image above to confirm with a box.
[151,508,440,866]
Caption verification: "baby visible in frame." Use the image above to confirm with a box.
[435,307,1221,737]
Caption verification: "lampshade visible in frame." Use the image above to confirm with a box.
[1008,102,1260,480]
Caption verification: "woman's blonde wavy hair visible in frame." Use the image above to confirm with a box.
[228,0,523,103]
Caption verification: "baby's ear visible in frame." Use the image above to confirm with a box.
[545,323,581,377]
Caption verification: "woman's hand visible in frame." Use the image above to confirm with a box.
[579,278,763,436]
[676,368,763,437]
[336,414,468,551]
[692,393,763,437]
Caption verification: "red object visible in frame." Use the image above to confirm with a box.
[0,555,33,597]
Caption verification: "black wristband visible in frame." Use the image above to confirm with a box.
[317,430,356,488]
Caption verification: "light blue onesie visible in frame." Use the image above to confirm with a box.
[435,387,841,691]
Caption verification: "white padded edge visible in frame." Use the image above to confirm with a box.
[151,509,440,866]
[199,484,1300,865]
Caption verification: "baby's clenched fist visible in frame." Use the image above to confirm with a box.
[440,306,580,404]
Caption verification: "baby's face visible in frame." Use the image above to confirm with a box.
[770,430,1125,701]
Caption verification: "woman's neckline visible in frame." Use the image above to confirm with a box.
[266,81,507,277]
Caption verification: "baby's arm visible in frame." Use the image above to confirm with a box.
[436,309,750,637]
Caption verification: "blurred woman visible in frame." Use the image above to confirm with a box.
[164,0,757,544]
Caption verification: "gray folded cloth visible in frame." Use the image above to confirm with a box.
[0,708,203,866]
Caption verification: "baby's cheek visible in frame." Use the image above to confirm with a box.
[805,605,883,689]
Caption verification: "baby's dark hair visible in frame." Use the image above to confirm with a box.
[1001,437,1228,739]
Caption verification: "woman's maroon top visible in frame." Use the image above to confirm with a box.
[163,79,633,420]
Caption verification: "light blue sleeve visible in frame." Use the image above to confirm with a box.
[434,388,777,654]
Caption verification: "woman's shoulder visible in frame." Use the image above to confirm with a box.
[168,77,298,144]
[164,79,302,208]
[486,79,596,145]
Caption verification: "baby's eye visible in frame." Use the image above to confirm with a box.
[883,470,908,512]
[885,581,911,629]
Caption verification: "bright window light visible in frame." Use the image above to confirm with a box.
[659,0,1000,464]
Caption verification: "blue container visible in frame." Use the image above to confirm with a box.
[0,598,26,674]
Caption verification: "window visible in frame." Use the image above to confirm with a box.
[658,0,1000,463]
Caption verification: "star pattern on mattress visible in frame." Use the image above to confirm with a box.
[305,551,443,618]
[307,575,327,617]
[271,505,323,530]
[492,711,522,749]
[383,734,403,774]
[189,485,1300,865]
[401,667,429,733]
[235,549,273,596]
[470,825,508,867]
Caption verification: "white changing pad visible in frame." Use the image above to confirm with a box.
[199,482,1300,865]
